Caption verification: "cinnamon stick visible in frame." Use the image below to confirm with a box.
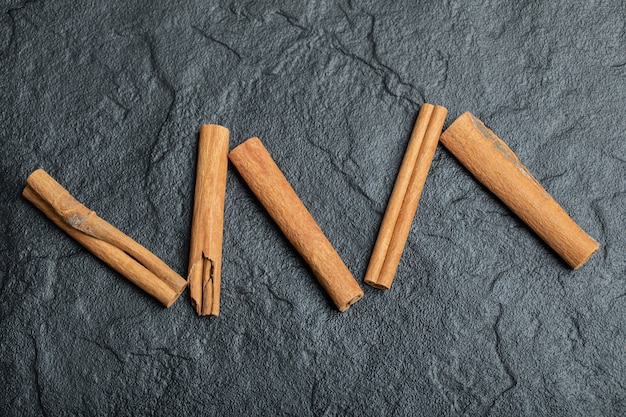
[439,112,599,269]
[23,169,187,306]
[364,103,448,290]
[229,137,363,312]
[188,124,229,316]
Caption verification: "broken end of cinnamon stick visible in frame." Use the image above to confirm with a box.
[26,168,47,185]
[570,238,600,270]
[188,255,220,316]
[201,123,230,140]
[164,286,185,308]
[363,277,392,291]
[338,291,364,312]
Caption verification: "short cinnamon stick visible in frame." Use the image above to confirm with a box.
[439,112,599,268]
[364,103,448,290]
[23,169,187,306]
[188,124,229,316]
[229,137,363,312]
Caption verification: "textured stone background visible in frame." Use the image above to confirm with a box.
[1,0,625,415]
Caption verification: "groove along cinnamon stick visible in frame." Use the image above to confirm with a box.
[23,169,187,307]
[188,124,229,316]
[364,103,448,290]
[439,112,599,269]
[229,137,364,312]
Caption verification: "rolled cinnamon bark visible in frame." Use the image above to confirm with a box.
[229,137,363,312]
[23,169,187,306]
[188,124,229,316]
[439,112,599,268]
[364,104,448,289]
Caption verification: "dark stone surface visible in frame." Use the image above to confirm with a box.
[1,0,625,415]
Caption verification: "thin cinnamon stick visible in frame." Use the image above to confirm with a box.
[364,103,448,290]
[229,137,363,312]
[188,124,229,316]
[439,112,599,269]
[23,169,187,306]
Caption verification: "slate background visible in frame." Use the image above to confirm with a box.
[1,0,625,415]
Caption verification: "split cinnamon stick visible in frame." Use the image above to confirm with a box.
[229,137,363,312]
[23,169,187,306]
[439,112,599,269]
[188,124,229,316]
[364,103,448,290]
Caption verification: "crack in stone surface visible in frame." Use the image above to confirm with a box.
[192,25,243,59]
[327,10,425,106]
[487,304,518,414]
[30,334,49,417]
[261,280,295,308]
[2,0,40,55]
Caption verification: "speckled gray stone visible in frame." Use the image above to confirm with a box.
[1,1,625,416]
